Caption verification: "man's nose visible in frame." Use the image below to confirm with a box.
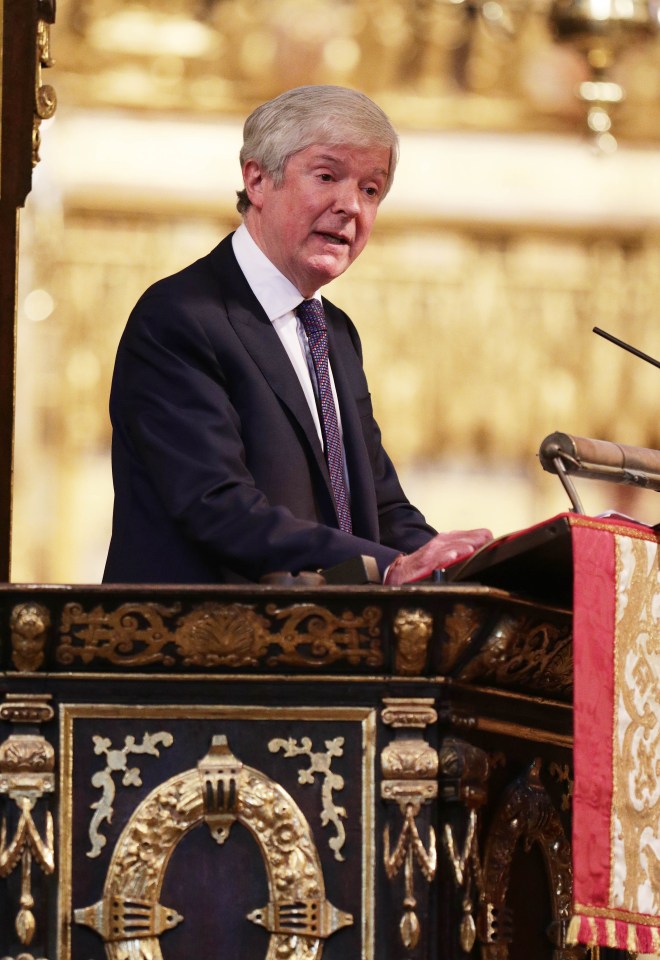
[332,181,361,215]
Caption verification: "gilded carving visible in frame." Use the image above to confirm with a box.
[57,602,182,667]
[549,762,574,812]
[269,736,347,861]
[197,733,244,845]
[383,799,437,950]
[87,732,174,858]
[444,809,480,951]
[438,736,490,805]
[439,603,486,673]
[381,699,438,950]
[262,602,382,668]
[32,0,57,166]
[0,954,48,960]
[480,759,576,960]
[381,738,439,782]
[174,602,271,666]
[0,696,54,726]
[381,698,437,730]
[9,604,51,672]
[438,737,490,953]
[56,600,383,669]
[393,608,433,675]
[0,696,55,949]
[75,735,352,959]
[456,613,573,699]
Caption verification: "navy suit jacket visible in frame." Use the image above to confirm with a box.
[103,234,435,583]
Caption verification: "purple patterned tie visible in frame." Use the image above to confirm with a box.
[297,299,352,533]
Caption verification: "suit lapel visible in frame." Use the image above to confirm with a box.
[206,237,334,494]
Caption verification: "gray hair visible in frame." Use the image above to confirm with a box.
[236,85,399,215]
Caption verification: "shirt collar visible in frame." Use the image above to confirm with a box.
[232,223,320,321]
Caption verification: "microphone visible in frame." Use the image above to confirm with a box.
[537,328,660,516]
[593,326,660,371]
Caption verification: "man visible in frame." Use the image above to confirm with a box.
[104,85,490,585]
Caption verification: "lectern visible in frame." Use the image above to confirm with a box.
[0,574,582,960]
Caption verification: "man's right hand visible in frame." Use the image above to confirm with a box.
[384,528,493,585]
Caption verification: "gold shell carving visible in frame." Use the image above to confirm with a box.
[56,600,383,670]
[75,735,353,958]
[175,602,270,666]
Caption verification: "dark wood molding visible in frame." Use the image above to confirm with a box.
[0,0,53,580]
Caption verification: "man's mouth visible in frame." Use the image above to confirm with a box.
[317,232,349,246]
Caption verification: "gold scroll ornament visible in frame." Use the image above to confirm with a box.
[57,600,383,669]
[75,735,352,960]
[87,731,174,859]
[268,736,347,861]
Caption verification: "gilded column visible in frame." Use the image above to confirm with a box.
[0,693,55,960]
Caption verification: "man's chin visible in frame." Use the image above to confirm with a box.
[305,252,352,287]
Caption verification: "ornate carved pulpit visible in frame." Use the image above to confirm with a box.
[0,577,582,960]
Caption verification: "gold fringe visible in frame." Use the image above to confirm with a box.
[627,924,638,953]
[568,911,660,951]
[605,918,617,947]
[567,916,583,944]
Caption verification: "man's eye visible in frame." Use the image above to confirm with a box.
[319,173,333,181]
[364,186,379,197]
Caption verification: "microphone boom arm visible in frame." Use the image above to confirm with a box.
[539,432,660,512]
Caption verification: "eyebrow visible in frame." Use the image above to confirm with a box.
[314,153,388,178]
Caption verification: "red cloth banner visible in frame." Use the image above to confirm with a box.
[568,516,660,952]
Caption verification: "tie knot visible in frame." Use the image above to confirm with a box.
[297,298,326,334]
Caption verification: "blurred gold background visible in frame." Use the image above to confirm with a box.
[13,0,660,583]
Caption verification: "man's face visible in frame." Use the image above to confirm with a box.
[244,142,390,296]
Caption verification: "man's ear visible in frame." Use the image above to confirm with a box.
[242,159,267,210]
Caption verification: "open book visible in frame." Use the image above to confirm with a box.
[433,511,658,607]
[433,513,575,606]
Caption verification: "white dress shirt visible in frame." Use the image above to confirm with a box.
[232,223,345,453]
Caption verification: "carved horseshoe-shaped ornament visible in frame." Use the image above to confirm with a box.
[75,736,353,959]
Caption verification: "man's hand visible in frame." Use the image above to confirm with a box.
[384,529,493,585]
